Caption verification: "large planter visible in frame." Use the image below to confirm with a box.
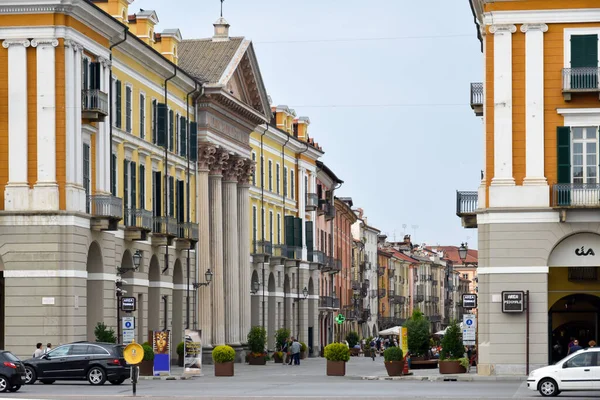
[326,360,346,376]
[177,354,184,367]
[214,361,234,377]
[301,351,307,360]
[384,360,405,376]
[139,360,154,376]
[248,355,267,365]
[273,353,283,363]
[439,360,467,374]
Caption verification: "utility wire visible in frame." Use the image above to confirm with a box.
[285,103,467,108]
[255,33,472,44]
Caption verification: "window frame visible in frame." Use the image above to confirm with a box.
[125,83,133,133]
[563,28,600,69]
[139,92,146,139]
[571,126,599,185]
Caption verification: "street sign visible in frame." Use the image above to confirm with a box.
[121,297,136,312]
[502,291,525,313]
[463,314,476,346]
[123,329,135,344]
[123,316,135,330]
[462,294,477,309]
[335,314,345,324]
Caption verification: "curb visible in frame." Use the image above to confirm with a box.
[138,375,197,380]
[360,375,527,382]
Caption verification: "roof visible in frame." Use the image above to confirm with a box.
[427,246,478,266]
[316,161,343,184]
[388,248,418,264]
[179,37,245,83]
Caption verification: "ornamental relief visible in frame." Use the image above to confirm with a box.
[198,111,249,145]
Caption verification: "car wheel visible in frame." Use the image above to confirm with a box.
[8,385,20,392]
[539,378,559,397]
[40,380,55,384]
[24,366,36,384]
[0,375,8,393]
[109,378,125,385]
[87,366,106,385]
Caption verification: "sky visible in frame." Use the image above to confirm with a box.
[136,0,483,248]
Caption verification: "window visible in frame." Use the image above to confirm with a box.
[115,79,122,128]
[564,352,594,368]
[83,144,90,213]
[251,153,256,185]
[139,93,146,139]
[131,161,137,210]
[252,206,257,250]
[139,164,146,210]
[572,127,598,184]
[169,109,174,151]
[151,99,158,144]
[111,153,117,196]
[276,163,280,194]
[70,345,88,356]
[180,115,187,157]
[570,34,599,89]
[123,159,130,212]
[283,166,288,196]
[169,176,175,217]
[87,345,109,355]
[48,345,71,358]
[277,213,281,244]
[175,112,180,153]
[125,85,132,133]
[291,170,295,199]
[269,211,273,243]
[268,160,273,191]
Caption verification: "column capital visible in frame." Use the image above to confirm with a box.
[237,158,255,185]
[2,39,30,48]
[198,143,218,171]
[520,23,548,33]
[64,39,84,52]
[489,24,517,35]
[223,157,244,182]
[209,147,230,176]
[98,56,111,67]
[31,38,59,48]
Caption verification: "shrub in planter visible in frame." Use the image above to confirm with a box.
[346,331,360,348]
[300,342,308,359]
[405,309,430,358]
[94,322,116,343]
[247,326,267,365]
[324,343,350,376]
[383,347,404,376]
[213,345,235,376]
[139,342,154,376]
[275,328,290,351]
[176,341,185,367]
[273,351,284,363]
[439,320,467,374]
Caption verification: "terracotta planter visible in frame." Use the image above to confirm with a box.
[439,360,467,374]
[139,360,154,376]
[273,353,283,363]
[214,361,234,377]
[326,360,346,376]
[177,354,184,367]
[384,360,405,376]
[301,351,306,360]
[248,355,267,365]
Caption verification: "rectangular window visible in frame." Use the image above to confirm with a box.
[276,164,280,194]
[123,160,129,214]
[152,99,158,144]
[169,109,174,152]
[177,180,185,223]
[153,171,162,217]
[139,164,146,210]
[269,211,274,244]
[169,176,175,217]
[139,94,146,139]
[268,160,273,191]
[277,213,281,244]
[252,206,257,252]
[83,143,90,213]
[283,166,288,196]
[111,153,117,196]
[115,80,122,128]
[130,161,137,210]
[125,85,132,133]
[291,170,295,199]
[570,34,599,89]
[572,126,598,184]
[251,153,256,185]
[180,116,187,158]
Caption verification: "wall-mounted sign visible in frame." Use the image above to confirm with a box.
[121,297,136,312]
[502,291,525,313]
[462,294,477,309]
[575,246,595,257]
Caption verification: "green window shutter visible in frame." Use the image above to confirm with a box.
[152,100,157,144]
[111,154,117,196]
[557,126,571,206]
[177,180,185,223]
[169,110,174,151]
[139,164,145,210]
[305,221,314,259]
[90,62,101,90]
[169,176,175,217]
[83,58,89,90]
[123,160,129,211]
[294,217,303,248]
[252,207,257,251]
[285,215,295,246]
[116,80,122,128]
[571,35,598,68]
[130,161,137,209]
[125,86,132,133]
[180,117,187,158]
[189,122,198,162]
[139,95,145,139]
[153,171,162,216]
[156,103,167,148]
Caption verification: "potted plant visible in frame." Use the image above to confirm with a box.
[405,310,430,361]
[324,343,350,376]
[247,326,267,365]
[139,342,154,376]
[213,345,235,376]
[383,346,404,376]
[438,320,468,374]
[273,328,290,363]
[300,342,308,359]
[94,322,116,343]
[176,341,185,367]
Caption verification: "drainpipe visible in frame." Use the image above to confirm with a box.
[296,143,309,341]
[281,133,290,329]
[185,81,199,330]
[109,28,128,195]
[260,124,268,330]
[162,66,177,275]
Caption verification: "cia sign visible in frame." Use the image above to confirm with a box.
[502,291,525,313]
[462,294,477,309]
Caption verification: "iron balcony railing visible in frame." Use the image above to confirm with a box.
[378,266,385,276]
[360,309,371,322]
[319,296,333,308]
[124,208,152,230]
[430,315,442,323]
[89,195,122,219]
[388,289,395,298]
[361,282,369,298]
[378,288,386,298]
[332,297,340,309]
[273,244,288,258]
[329,258,341,273]
[253,240,273,256]
[562,67,600,92]
[398,295,406,305]
[82,89,109,116]
[309,249,325,264]
[306,193,318,211]
[287,246,302,260]
[415,294,424,303]
[456,191,478,215]
[553,183,600,207]
[445,298,454,306]
[177,222,199,241]
[432,296,440,303]
[153,216,177,236]
[324,202,336,221]
[361,259,372,270]
[370,289,378,299]
[470,82,483,107]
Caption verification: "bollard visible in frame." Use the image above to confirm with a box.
[403,355,410,375]
[131,365,139,396]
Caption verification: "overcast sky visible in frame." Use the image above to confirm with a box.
[136,0,483,248]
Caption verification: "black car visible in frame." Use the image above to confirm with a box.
[24,342,130,386]
[0,350,26,392]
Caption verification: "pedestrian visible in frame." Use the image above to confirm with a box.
[369,339,376,361]
[568,339,582,354]
[44,343,52,354]
[290,338,301,366]
[286,337,294,365]
[33,343,43,358]
[588,340,596,348]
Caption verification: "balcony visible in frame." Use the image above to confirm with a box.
[360,259,371,270]
[319,296,333,309]
[430,315,442,323]
[470,82,483,116]
[388,289,395,298]
[359,309,371,322]
[398,295,406,305]
[361,282,369,298]
[328,258,341,274]
[253,240,273,257]
[123,208,152,241]
[308,249,325,265]
[445,298,453,306]
[152,216,177,245]
[456,190,478,228]
[324,202,336,221]
[306,193,318,211]
[82,89,109,121]
[88,194,122,231]
[273,244,288,259]
[378,288,386,298]
[351,280,361,291]
[332,297,340,309]
[176,222,199,249]
[562,67,600,101]
[286,246,302,261]
[553,183,600,208]
[378,266,385,276]
[370,289,378,299]
[415,294,424,303]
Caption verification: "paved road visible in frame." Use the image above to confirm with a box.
[5,357,598,399]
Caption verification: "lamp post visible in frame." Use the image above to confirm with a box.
[116,250,143,343]
[294,286,308,343]
[193,269,214,288]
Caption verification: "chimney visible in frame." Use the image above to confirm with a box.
[213,17,230,42]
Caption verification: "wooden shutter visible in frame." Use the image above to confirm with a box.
[169,110,174,151]
[116,80,122,128]
[169,176,175,217]
[252,208,257,251]
[153,171,161,216]
[90,62,101,90]
[123,160,129,212]
[156,103,167,148]
[294,217,303,247]
[125,86,132,133]
[189,122,198,162]
[177,180,185,223]
[285,215,295,246]
[571,35,599,68]
[180,116,187,158]
[83,58,89,90]
[139,164,145,210]
[139,95,145,139]
[130,161,137,209]
[111,154,117,196]
[152,100,157,144]
[557,126,571,206]
[305,221,314,260]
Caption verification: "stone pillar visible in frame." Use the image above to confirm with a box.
[197,144,216,348]
[3,39,30,211]
[32,38,60,210]
[64,40,77,207]
[209,148,229,345]
[98,57,111,194]
[222,156,242,346]
[237,160,254,345]
[74,42,84,210]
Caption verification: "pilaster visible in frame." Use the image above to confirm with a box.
[237,159,254,345]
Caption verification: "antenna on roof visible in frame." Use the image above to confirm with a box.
[412,225,418,239]
[220,0,225,17]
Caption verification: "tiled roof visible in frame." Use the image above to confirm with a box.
[179,37,244,83]
[427,246,478,265]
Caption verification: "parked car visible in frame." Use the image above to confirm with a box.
[527,347,600,397]
[0,350,26,392]
[23,342,129,386]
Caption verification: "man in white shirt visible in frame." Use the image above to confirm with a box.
[33,343,43,358]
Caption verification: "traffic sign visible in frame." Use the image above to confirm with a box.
[121,297,136,312]
[123,329,135,344]
[463,314,476,346]
[335,314,345,324]
[462,294,477,309]
[123,316,135,330]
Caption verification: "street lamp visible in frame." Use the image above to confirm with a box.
[132,250,142,270]
[295,286,308,301]
[193,269,213,288]
[458,242,468,262]
[250,280,261,294]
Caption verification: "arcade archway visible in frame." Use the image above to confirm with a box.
[86,242,104,341]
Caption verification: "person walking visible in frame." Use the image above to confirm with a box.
[588,340,596,348]
[33,343,43,358]
[44,343,52,354]
[568,339,583,354]
[369,339,376,361]
[290,338,301,366]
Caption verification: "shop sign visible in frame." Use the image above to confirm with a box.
[502,291,525,313]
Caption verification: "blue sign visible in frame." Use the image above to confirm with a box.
[466,319,473,326]
[125,321,133,329]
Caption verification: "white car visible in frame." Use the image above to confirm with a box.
[527,347,600,397]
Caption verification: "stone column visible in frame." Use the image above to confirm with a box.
[222,156,243,346]
[32,38,60,210]
[237,160,255,345]
[209,148,229,345]
[197,144,216,348]
[74,42,84,210]
[3,39,30,211]
[98,56,111,194]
